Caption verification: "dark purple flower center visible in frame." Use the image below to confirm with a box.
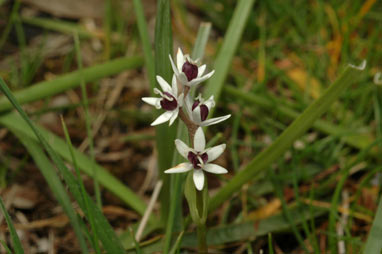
[192,100,200,110]
[187,151,208,169]
[160,92,177,111]
[192,100,209,121]
[182,61,198,81]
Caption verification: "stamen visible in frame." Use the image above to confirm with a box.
[187,151,208,169]
[154,88,163,96]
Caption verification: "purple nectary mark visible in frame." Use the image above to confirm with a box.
[188,151,208,169]
[199,105,209,121]
[160,92,177,111]
[182,61,198,81]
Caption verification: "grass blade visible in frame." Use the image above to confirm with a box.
[169,231,185,254]
[60,116,101,253]
[73,33,101,209]
[128,205,326,253]
[13,131,89,253]
[0,112,148,216]
[0,240,13,254]
[132,0,156,90]
[203,0,255,110]
[0,197,24,254]
[191,23,211,60]
[224,85,377,156]
[129,227,142,254]
[0,0,20,50]
[154,0,175,224]
[0,77,125,254]
[209,62,366,212]
[21,16,96,39]
[0,56,143,112]
[364,195,382,253]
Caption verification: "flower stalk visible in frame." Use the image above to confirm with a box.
[142,48,230,252]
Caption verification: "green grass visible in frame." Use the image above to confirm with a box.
[0,196,24,254]
[0,0,381,253]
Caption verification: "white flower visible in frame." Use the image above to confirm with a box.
[169,48,215,87]
[185,94,231,126]
[142,75,184,126]
[164,127,227,191]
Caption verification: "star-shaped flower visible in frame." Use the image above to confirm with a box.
[169,48,215,87]
[165,127,228,191]
[185,94,231,126]
[142,75,184,126]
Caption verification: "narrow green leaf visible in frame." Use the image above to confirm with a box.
[0,240,13,254]
[0,78,125,254]
[132,0,156,90]
[162,146,185,253]
[73,33,101,209]
[224,85,378,157]
[129,228,142,254]
[0,112,148,216]
[328,167,350,253]
[13,132,89,254]
[60,117,100,253]
[184,171,208,225]
[191,23,211,60]
[0,197,24,254]
[364,192,382,253]
[169,231,185,254]
[128,205,326,253]
[21,16,95,39]
[268,233,274,254]
[203,0,255,110]
[154,0,175,224]
[209,62,366,212]
[0,0,20,50]
[154,0,172,83]
[270,170,309,252]
[0,56,143,112]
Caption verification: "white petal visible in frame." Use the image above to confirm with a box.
[193,169,205,191]
[142,97,161,109]
[203,95,215,110]
[169,55,180,76]
[194,127,205,151]
[184,94,193,119]
[169,109,179,126]
[165,163,192,173]
[198,64,206,77]
[188,70,215,86]
[203,163,227,174]
[191,105,202,124]
[175,139,191,159]
[156,76,172,93]
[171,74,178,96]
[201,114,231,126]
[206,144,226,162]
[178,73,189,85]
[151,111,173,126]
[176,48,184,71]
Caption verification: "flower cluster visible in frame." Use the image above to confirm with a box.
[142,48,230,190]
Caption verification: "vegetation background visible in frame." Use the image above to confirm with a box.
[0,0,381,253]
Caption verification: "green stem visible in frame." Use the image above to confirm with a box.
[197,223,207,254]
[196,189,208,253]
